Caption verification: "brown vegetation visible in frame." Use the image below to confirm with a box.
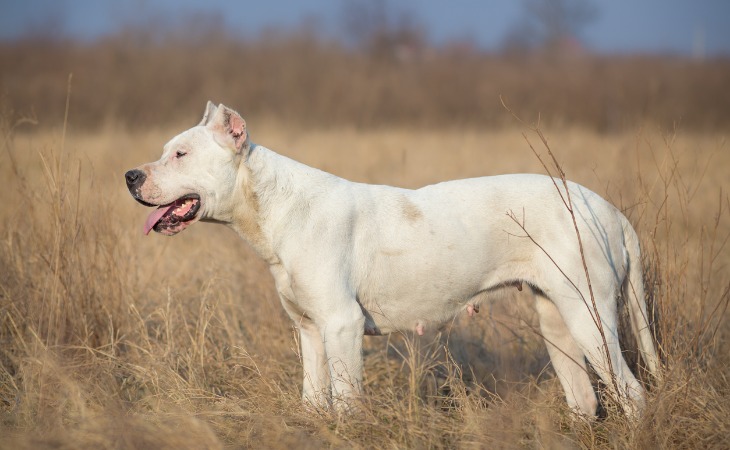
[2,30,730,132]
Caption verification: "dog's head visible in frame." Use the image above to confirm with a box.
[125,101,251,236]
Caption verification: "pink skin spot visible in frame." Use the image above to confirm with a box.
[416,323,425,336]
[467,304,480,317]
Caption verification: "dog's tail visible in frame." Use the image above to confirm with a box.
[622,218,661,378]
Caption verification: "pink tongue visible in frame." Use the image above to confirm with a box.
[143,204,176,235]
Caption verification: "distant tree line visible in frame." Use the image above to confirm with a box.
[1,0,728,132]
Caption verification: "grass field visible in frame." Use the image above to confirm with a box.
[1,113,729,448]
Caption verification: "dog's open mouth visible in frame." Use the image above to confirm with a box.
[143,194,201,236]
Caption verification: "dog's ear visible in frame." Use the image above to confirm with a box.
[207,104,250,154]
[198,101,218,126]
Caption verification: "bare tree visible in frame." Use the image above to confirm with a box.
[340,0,426,61]
[503,0,598,55]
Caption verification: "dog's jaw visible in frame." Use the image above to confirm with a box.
[143,194,202,235]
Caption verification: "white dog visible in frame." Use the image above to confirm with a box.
[125,102,659,416]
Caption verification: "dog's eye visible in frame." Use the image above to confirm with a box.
[175,150,187,158]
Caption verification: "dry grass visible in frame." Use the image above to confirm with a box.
[1,109,729,449]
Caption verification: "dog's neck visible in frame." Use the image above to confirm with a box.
[228,144,342,265]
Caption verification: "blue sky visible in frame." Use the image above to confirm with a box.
[2,0,729,55]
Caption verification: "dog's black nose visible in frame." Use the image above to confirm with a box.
[125,169,146,188]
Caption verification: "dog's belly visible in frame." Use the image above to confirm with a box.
[360,291,474,335]
[356,252,505,335]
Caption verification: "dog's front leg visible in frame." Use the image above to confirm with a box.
[322,304,366,411]
[277,293,331,409]
[298,319,331,409]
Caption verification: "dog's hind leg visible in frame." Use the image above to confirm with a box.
[547,281,645,417]
[534,294,598,416]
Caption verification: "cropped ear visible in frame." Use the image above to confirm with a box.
[198,101,218,126]
[206,104,250,154]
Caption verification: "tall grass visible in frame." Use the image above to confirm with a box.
[0,107,728,448]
